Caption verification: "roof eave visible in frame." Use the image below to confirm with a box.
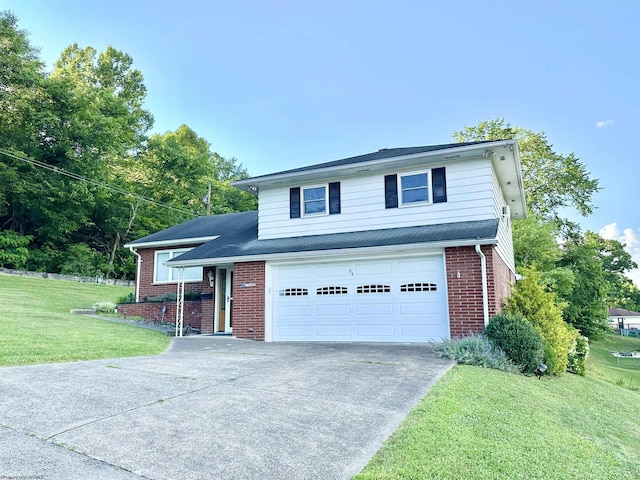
[124,235,220,249]
[233,140,518,192]
[165,237,498,268]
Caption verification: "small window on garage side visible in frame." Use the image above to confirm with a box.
[356,284,391,294]
[316,286,348,295]
[400,172,430,205]
[400,283,437,292]
[279,288,309,297]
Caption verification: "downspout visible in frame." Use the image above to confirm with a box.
[475,244,489,326]
[129,247,142,302]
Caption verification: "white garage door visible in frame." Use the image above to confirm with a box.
[271,255,449,342]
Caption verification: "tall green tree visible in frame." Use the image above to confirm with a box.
[453,119,600,232]
[559,233,610,339]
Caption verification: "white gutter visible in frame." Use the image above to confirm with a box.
[165,238,498,268]
[124,235,220,249]
[475,244,489,326]
[129,246,142,302]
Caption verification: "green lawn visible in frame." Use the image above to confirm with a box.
[0,274,170,366]
[356,364,640,479]
[588,333,640,390]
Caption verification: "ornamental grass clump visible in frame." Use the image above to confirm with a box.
[439,333,520,373]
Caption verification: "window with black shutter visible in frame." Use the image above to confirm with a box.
[432,167,447,203]
[384,174,398,209]
[329,182,341,215]
[290,187,301,218]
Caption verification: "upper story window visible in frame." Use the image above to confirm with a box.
[290,182,341,219]
[154,249,202,283]
[385,167,447,209]
[303,186,327,215]
[400,172,430,205]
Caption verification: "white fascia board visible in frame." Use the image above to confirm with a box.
[233,140,517,190]
[124,236,220,249]
[166,237,498,267]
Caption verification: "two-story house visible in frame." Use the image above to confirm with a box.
[123,139,526,342]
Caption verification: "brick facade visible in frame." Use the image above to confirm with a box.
[123,247,217,333]
[136,246,213,300]
[126,246,515,341]
[232,261,266,340]
[445,245,514,337]
[116,300,203,330]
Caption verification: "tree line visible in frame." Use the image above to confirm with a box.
[2,13,639,338]
[0,11,256,279]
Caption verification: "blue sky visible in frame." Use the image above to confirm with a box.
[4,0,640,283]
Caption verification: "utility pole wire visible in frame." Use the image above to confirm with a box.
[0,147,199,217]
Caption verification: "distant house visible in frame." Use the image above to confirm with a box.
[123,139,526,342]
[608,308,640,330]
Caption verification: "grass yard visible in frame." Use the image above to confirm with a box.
[0,274,170,366]
[355,364,640,479]
[588,333,640,390]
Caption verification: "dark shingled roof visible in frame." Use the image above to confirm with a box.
[125,211,258,247]
[240,141,500,181]
[168,218,499,265]
[609,308,640,317]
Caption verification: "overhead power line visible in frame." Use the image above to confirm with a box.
[0,147,199,217]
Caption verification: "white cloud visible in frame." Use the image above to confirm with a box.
[596,119,614,128]
[599,223,640,287]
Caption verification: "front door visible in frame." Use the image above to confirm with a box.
[216,267,233,333]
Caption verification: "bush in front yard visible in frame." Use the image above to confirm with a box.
[439,334,520,373]
[504,267,572,375]
[94,301,116,313]
[484,313,544,374]
[566,328,590,376]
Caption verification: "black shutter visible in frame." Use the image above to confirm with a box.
[384,174,398,209]
[329,182,341,215]
[290,187,301,218]
[432,167,447,203]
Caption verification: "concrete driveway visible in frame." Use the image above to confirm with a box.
[0,337,453,480]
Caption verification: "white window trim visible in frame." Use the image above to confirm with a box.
[154,248,203,284]
[301,184,329,217]
[399,170,432,207]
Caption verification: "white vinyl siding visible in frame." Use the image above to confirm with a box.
[258,158,495,239]
[491,167,516,273]
[154,249,202,283]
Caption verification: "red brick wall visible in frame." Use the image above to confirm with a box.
[446,246,485,337]
[232,261,266,340]
[133,247,217,333]
[445,245,515,337]
[116,300,203,330]
[490,250,516,314]
[136,247,211,301]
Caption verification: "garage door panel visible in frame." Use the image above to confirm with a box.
[278,305,312,317]
[277,325,312,337]
[272,254,448,342]
[315,264,350,277]
[277,266,312,280]
[316,304,350,316]
[354,261,392,276]
[400,324,448,337]
[399,302,445,315]
[397,258,439,274]
[355,303,393,316]
[316,324,351,337]
[356,324,396,337]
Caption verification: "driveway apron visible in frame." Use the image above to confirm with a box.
[0,337,453,480]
